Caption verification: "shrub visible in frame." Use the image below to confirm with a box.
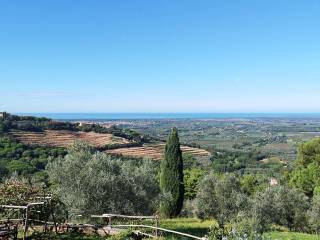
[184,168,204,200]
[208,220,270,240]
[240,175,262,196]
[290,138,320,196]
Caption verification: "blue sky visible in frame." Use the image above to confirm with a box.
[1,0,320,113]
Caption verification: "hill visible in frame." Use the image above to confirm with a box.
[0,112,210,156]
[10,129,131,148]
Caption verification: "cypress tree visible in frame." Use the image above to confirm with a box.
[159,127,184,217]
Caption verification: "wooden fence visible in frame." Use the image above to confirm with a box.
[0,196,55,240]
[0,206,208,240]
[91,213,208,240]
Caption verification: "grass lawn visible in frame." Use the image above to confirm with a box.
[267,231,320,240]
[18,218,320,239]
[159,218,320,240]
[159,218,214,238]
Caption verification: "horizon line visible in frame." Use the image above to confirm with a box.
[14,112,320,114]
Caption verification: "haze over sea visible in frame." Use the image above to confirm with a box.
[16,113,320,120]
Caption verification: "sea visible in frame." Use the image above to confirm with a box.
[15,113,320,120]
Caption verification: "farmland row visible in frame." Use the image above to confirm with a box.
[10,130,130,148]
[105,143,211,160]
[9,130,210,160]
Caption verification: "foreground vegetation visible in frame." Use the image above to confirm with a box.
[16,219,320,240]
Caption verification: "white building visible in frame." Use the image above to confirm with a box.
[0,112,7,118]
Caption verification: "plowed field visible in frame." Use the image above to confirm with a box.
[105,143,210,160]
[10,130,130,148]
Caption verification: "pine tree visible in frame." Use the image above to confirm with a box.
[159,127,184,217]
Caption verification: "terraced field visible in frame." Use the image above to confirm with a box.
[105,143,211,160]
[9,130,210,160]
[10,130,130,148]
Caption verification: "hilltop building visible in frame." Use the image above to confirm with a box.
[78,122,91,127]
[0,112,7,118]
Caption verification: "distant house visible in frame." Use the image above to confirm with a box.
[0,112,7,118]
[78,122,90,127]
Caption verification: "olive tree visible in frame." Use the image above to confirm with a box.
[47,142,160,217]
[308,194,320,233]
[195,173,248,228]
[251,185,309,232]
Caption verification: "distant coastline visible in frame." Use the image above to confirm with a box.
[14,112,320,120]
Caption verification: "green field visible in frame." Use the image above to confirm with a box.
[268,231,320,240]
[160,218,320,240]
[160,218,214,237]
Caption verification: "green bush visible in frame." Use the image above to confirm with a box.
[240,174,266,196]
[290,138,320,196]
[184,168,204,200]
[208,220,271,240]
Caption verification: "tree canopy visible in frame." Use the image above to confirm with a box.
[47,142,160,217]
[290,138,320,196]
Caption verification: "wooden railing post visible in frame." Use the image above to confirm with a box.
[52,212,58,234]
[155,216,158,238]
[23,206,29,240]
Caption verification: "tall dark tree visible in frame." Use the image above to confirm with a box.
[159,127,184,217]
